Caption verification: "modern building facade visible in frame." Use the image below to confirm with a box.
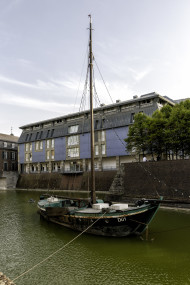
[0,133,18,173]
[18,92,174,174]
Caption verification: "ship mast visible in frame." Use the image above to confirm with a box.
[89,15,96,204]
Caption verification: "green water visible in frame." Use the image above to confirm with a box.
[0,190,190,285]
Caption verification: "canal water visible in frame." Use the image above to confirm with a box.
[0,190,190,285]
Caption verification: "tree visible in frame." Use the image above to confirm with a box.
[125,113,150,157]
[125,100,190,160]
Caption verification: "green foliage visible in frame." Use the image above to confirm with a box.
[125,100,190,159]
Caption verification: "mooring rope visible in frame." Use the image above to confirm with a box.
[12,212,106,283]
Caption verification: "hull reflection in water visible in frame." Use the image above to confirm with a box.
[37,196,162,237]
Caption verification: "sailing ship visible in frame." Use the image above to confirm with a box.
[37,15,162,237]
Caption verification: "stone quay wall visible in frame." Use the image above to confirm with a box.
[16,160,190,202]
[16,171,117,192]
[121,160,190,200]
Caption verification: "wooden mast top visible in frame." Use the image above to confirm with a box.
[89,15,96,204]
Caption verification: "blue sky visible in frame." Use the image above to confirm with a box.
[0,0,190,136]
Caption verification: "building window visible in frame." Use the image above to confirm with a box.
[68,135,79,146]
[39,131,43,139]
[4,162,8,171]
[51,129,54,137]
[36,132,39,140]
[29,143,32,151]
[46,140,50,149]
[68,147,79,158]
[101,144,106,155]
[26,153,29,161]
[46,139,54,149]
[94,132,98,143]
[2,151,8,159]
[25,143,29,151]
[95,120,99,129]
[25,134,29,141]
[95,145,99,155]
[40,141,43,150]
[51,150,54,159]
[68,125,79,134]
[101,131,105,142]
[29,153,32,162]
[130,113,135,123]
[46,130,50,138]
[35,141,39,151]
[12,163,16,171]
[46,150,50,160]
[11,152,16,160]
[12,143,15,148]
[3,142,7,147]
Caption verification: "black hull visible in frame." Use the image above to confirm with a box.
[38,203,160,237]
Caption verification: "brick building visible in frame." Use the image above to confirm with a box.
[0,133,19,173]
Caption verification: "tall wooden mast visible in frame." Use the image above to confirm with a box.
[89,15,96,204]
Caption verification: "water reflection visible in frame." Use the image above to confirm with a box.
[0,190,190,285]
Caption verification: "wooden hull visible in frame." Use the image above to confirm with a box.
[38,202,160,237]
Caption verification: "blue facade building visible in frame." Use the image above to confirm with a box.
[18,92,174,174]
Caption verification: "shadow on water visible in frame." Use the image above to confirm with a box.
[0,190,190,285]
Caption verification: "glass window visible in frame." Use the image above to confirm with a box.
[95,145,99,155]
[51,129,54,137]
[26,153,29,161]
[51,150,54,159]
[46,130,50,138]
[68,125,79,134]
[68,135,79,146]
[3,142,7,147]
[39,131,43,139]
[35,141,39,150]
[12,143,15,148]
[101,131,105,141]
[25,143,29,151]
[101,144,106,155]
[46,150,50,160]
[11,152,15,160]
[29,143,32,151]
[47,140,50,148]
[36,132,39,140]
[3,151,8,159]
[68,147,79,158]
[131,113,135,123]
[94,132,98,142]
[40,141,43,150]
[51,139,54,148]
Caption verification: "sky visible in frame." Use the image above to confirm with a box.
[1,0,190,136]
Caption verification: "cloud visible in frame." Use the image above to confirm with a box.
[0,74,43,89]
[0,92,76,114]
[129,66,153,81]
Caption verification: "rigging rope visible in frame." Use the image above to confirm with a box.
[79,46,184,198]
[94,57,114,104]
[73,37,89,113]
[12,212,107,283]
